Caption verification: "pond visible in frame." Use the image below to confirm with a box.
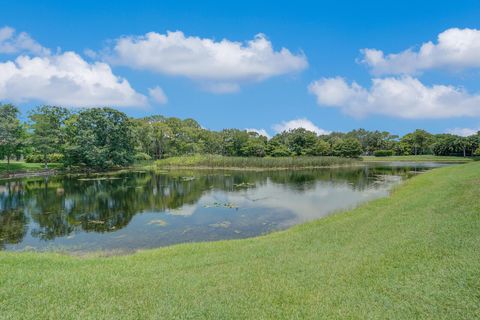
[0,162,448,253]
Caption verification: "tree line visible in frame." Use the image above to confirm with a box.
[1,104,480,170]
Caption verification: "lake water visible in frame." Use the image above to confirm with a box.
[0,162,448,253]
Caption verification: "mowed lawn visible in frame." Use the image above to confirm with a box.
[362,155,474,162]
[0,163,479,319]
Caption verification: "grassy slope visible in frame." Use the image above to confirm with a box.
[362,155,474,162]
[1,163,479,319]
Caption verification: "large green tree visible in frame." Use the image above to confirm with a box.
[332,138,363,158]
[347,129,398,155]
[64,108,136,169]
[240,133,267,157]
[0,104,24,168]
[29,106,70,168]
[401,129,433,155]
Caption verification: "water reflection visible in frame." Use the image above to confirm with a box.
[0,163,446,252]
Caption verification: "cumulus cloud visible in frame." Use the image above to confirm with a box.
[272,118,330,135]
[148,86,168,104]
[445,127,479,137]
[308,76,480,119]
[0,26,50,56]
[0,52,147,107]
[361,28,480,75]
[105,31,307,92]
[245,128,271,139]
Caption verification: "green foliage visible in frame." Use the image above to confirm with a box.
[220,129,251,156]
[286,128,318,155]
[268,144,292,157]
[25,153,64,163]
[474,147,480,157]
[431,134,480,157]
[332,138,363,158]
[401,129,433,155]
[308,139,331,156]
[0,104,25,166]
[346,129,398,155]
[240,136,267,157]
[63,108,136,169]
[3,102,480,172]
[29,106,69,168]
[373,149,395,157]
[134,152,152,161]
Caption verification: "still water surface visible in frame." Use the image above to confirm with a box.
[0,162,447,252]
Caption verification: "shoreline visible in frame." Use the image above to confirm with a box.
[0,158,469,179]
[155,163,364,171]
[0,169,58,180]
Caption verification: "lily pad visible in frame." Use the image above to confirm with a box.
[147,219,167,226]
[78,177,122,181]
[88,220,105,224]
[209,221,231,228]
[203,202,239,209]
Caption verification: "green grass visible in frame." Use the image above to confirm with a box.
[362,155,474,162]
[157,154,357,169]
[1,163,480,319]
[0,161,62,174]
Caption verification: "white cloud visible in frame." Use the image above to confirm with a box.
[445,127,479,137]
[148,86,168,104]
[0,52,147,107]
[272,118,330,135]
[84,48,98,59]
[361,28,480,75]
[106,31,307,92]
[0,26,50,56]
[309,76,480,119]
[245,128,271,139]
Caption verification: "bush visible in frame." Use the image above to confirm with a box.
[332,138,363,158]
[25,153,64,163]
[268,145,292,157]
[134,152,152,161]
[373,150,395,157]
[474,147,480,157]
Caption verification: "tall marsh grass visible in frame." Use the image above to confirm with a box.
[156,155,357,169]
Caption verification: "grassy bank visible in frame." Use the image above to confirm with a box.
[362,155,474,162]
[157,154,357,169]
[1,163,479,319]
[0,161,62,174]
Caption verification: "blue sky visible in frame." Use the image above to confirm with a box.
[1,0,480,137]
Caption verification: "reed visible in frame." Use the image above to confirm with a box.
[156,154,357,169]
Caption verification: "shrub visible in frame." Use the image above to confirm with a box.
[373,150,395,157]
[134,152,152,161]
[332,138,363,158]
[25,153,64,163]
[473,147,480,160]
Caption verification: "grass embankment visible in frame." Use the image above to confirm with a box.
[157,154,356,169]
[0,161,62,175]
[362,155,474,162]
[1,163,480,319]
